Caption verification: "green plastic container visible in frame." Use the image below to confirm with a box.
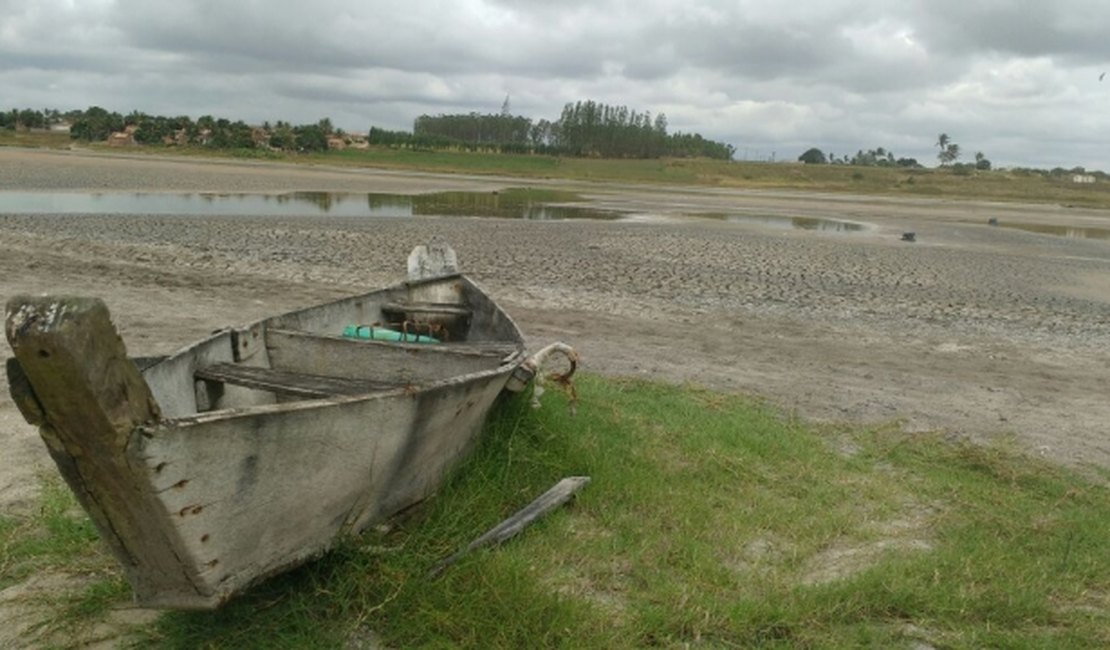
[342,325,440,344]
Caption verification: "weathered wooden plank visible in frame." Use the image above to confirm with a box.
[195,363,403,398]
[265,328,515,386]
[142,330,277,419]
[381,301,472,317]
[266,292,394,333]
[428,476,591,578]
[4,296,204,606]
[272,328,518,358]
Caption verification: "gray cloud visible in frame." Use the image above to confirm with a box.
[907,0,1110,62]
[2,0,1110,169]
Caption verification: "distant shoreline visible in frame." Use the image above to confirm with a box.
[4,141,1110,210]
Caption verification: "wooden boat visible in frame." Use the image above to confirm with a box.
[4,244,575,609]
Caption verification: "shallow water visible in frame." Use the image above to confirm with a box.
[0,190,620,221]
[731,215,866,232]
[0,191,886,235]
[704,213,866,232]
[995,222,1110,240]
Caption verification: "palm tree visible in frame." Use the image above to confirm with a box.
[936,134,958,165]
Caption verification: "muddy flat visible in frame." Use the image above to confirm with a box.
[2,147,1109,521]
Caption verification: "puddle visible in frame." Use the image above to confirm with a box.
[697,213,866,232]
[0,190,621,221]
[995,222,1110,240]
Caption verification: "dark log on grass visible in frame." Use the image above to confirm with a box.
[428,476,591,578]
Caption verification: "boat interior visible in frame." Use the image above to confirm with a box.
[140,277,524,419]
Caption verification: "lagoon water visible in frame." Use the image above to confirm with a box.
[0,191,620,221]
[23,191,1108,240]
[0,191,870,233]
[996,222,1110,240]
[725,214,867,232]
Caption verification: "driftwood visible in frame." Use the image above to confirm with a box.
[428,476,590,578]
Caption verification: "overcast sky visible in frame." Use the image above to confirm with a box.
[3,0,1109,169]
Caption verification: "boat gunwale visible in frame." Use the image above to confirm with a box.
[146,272,524,376]
[145,272,526,427]
[158,358,521,427]
[265,327,524,359]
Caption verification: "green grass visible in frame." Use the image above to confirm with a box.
[248,149,1110,208]
[107,375,1108,649]
[3,377,1106,647]
[0,129,73,149]
[0,476,108,590]
[0,475,127,646]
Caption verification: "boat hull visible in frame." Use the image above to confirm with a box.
[6,270,531,609]
[131,369,513,608]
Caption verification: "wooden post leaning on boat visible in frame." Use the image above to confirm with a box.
[5,296,203,605]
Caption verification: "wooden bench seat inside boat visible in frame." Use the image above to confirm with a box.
[263,328,518,384]
[380,301,472,318]
[194,363,403,399]
[189,326,521,403]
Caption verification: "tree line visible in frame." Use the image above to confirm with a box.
[405,100,735,160]
[798,146,921,168]
[797,134,995,171]
[3,106,345,152]
[7,103,732,160]
[1,107,78,130]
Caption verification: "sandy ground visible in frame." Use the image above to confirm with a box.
[1,147,1108,643]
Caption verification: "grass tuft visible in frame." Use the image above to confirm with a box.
[0,476,106,590]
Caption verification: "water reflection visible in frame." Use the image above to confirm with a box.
[997,222,1110,240]
[407,191,616,220]
[710,213,866,232]
[0,190,618,221]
